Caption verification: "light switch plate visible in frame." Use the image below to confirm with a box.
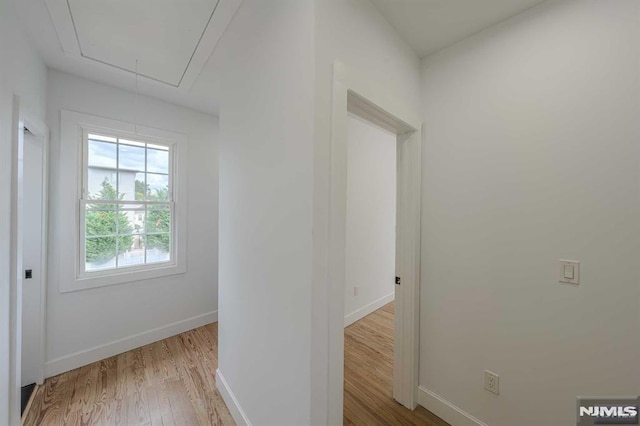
[559,260,579,285]
[563,265,574,279]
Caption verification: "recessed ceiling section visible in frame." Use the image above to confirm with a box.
[70,0,217,86]
[45,0,241,88]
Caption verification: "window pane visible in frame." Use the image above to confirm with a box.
[85,236,117,271]
[88,140,117,168]
[146,173,169,200]
[83,132,174,274]
[146,234,170,263]
[87,169,118,200]
[146,205,170,233]
[85,205,117,237]
[118,171,138,201]
[118,233,134,253]
[134,173,147,201]
[117,234,142,267]
[147,148,169,174]
[118,142,145,172]
[119,205,145,235]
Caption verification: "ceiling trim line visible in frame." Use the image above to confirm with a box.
[178,0,244,90]
[45,0,80,56]
[177,0,221,87]
[79,54,180,88]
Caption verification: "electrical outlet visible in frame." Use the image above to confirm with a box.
[484,370,499,395]
[353,286,359,296]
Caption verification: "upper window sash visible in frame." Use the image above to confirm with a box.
[81,128,175,202]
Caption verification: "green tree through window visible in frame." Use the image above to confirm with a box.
[85,179,133,263]
[146,187,170,253]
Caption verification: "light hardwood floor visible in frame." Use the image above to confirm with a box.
[344,302,449,426]
[23,323,234,426]
[24,304,448,425]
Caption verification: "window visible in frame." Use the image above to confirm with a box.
[57,110,187,292]
[80,131,175,276]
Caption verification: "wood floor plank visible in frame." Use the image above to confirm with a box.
[344,302,450,426]
[126,385,152,426]
[165,378,201,426]
[23,323,235,426]
[144,381,169,425]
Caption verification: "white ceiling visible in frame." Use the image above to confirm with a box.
[370,0,547,58]
[67,0,218,86]
[18,0,547,116]
[19,0,239,114]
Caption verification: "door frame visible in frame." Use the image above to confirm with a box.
[328,61,422,421]
[9,94,49,422]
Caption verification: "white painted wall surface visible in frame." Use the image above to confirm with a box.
[45,70,218,373]
[214,1,315,424]
[312,1,421,422]
[0,0,48,421]
[344,114,396,326]
[420,1,640,425]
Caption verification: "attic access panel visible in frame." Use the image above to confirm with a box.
[46,0,241,89]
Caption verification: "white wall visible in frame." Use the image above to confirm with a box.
[312,1,421,423]
[45,70,218,374]
[344,114,396,326]
[214,1,315,425]
[419,1,640,425]
[0,0,48,421]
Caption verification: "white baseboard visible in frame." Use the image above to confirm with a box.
[216,369,251,426]
[344,292,394,327]
[417,386,488,426]
[44,310,217,378]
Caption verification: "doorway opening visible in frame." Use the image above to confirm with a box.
[327,62,423,423]
[10,96,49,422]
[343,112,398,423]
[343,112,397,330]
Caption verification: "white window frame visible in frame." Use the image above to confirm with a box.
[78,128,175,278]
[58,110,188,292]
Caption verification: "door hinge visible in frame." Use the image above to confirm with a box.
[395,276,401,285]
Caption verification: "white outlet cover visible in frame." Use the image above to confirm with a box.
[484,370,499,395]
[558,260,580,285]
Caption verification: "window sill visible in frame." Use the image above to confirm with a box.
[60,262,186,293]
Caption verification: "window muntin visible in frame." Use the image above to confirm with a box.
[80,131,174,275]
